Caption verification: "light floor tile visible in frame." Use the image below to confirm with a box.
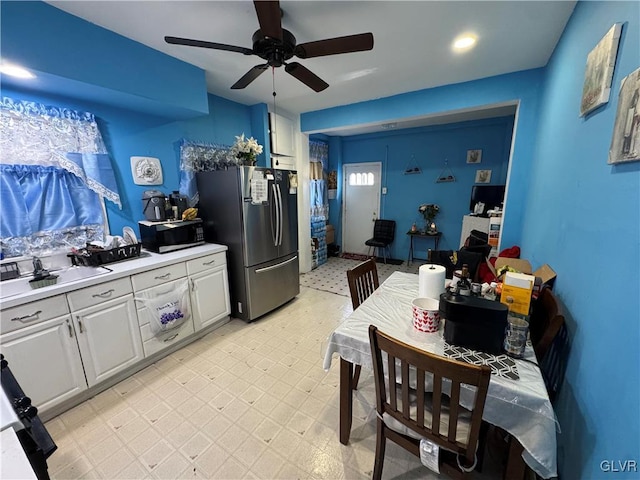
[45,280,506,480]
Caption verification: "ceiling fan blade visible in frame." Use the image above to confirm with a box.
[285,62,329,92]
[294,33,374,59]
[231,64,269,89]
[253,0,282,41]
[165,36,253,55]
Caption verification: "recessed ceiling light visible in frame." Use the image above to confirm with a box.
[0,63,36,79]
[453,35,477,51]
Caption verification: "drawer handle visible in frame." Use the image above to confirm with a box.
[93,289,115,298]
[11,310,42,322]
[66,319,73,338]
[203,260,216,266]
[155,273,171,280]
[76,316,84,333]
[164,333,179,342]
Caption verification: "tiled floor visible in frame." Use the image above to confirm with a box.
[45,285,507,479]
[299,257,424,297]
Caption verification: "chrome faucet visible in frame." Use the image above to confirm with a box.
[32,256,48,278]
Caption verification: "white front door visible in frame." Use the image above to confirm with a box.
[342,162,382,255]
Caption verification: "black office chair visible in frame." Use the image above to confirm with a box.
[365,219,396,263]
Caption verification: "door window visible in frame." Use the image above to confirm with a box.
[348,172,375,186]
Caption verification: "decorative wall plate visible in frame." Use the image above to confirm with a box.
[130,156,163,185]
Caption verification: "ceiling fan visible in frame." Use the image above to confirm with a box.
[165,0,374,92]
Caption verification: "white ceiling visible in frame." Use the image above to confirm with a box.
[46,1,576,134]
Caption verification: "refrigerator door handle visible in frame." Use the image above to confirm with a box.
[271,184,279,247]
[275,183,283,246]
[255,255,298,274]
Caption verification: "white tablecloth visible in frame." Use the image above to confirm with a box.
[323,271,558,479]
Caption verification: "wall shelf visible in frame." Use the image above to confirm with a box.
[435,159,456,183]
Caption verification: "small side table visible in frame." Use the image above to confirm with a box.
[407,231,442,265]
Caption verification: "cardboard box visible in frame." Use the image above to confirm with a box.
[493,257,557,287]
[326,224,335,245]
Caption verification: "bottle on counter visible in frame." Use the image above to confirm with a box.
[484,281,498,301]
[458,264,471,296]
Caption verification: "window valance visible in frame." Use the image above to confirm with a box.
[0,97,121,208]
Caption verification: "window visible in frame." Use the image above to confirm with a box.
[0,97,120,258]
[348,171,375,186]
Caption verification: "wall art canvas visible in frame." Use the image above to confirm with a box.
[580,23,622,117]
[475,169,492,184]
[466,149,482,164]
[609,67,640,164]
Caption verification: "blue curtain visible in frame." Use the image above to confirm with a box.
[309,140,329,219]
[0,97,117,257]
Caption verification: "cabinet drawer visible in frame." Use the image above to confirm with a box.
[186,252,227,276]
[142,317,194,357]
[1,295,70,335]
[66,277,132,311]
[134,278,190,329]
[131,263,187,291]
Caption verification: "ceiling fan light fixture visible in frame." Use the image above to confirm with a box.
[453,34,477,51]
[0,62,35,79]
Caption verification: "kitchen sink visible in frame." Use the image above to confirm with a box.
[0,265,112,300]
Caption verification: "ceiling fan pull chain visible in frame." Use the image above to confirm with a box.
[272,67,279,165]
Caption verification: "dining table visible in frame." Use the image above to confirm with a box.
[323,271,558,479]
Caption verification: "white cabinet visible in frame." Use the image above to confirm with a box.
[270,112,296,170]
[186,252,230,331]
[0,246,230,418]
[72,294,143,387]
[0,315,87,412]
[133,271,194,358]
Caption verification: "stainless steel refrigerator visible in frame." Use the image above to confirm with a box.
[196,167,299,322]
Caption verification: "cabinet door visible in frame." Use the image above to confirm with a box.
[0,316,87,413]
[190,267,230,331]
[73,294,143,387]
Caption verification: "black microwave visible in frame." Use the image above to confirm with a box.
[138,219,205,253]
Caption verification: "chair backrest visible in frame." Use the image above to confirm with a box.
[373,219,396,243]
[369,325,491,465]
[530,287,565,361]
[347,258,379,310]
[429,249,484,282]
[530,287,568,402]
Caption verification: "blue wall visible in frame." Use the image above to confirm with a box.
[1,1,208,118]
[523,2,640,478]
[333,116,513,258]
[1,1,266,240]
[2,86,255,238]
[302,69,545,252]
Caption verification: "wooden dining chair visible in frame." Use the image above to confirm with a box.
[530,287,565,361]
[530,286,568,403]
[369,325,491,479]
[346,258,380,311]
[345,258,380,390]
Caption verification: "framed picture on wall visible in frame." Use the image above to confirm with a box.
[466,149,482,164]
[609,67,640,164]
[475,169,492,183]
[580,23,622,117]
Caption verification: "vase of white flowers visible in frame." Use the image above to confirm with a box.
[418,203,440,234]
[231,134,263,166]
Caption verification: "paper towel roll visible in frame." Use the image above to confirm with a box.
[418,264,446,300]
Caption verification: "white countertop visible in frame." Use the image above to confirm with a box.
[1,427,37,480]
[0,243,227,310]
